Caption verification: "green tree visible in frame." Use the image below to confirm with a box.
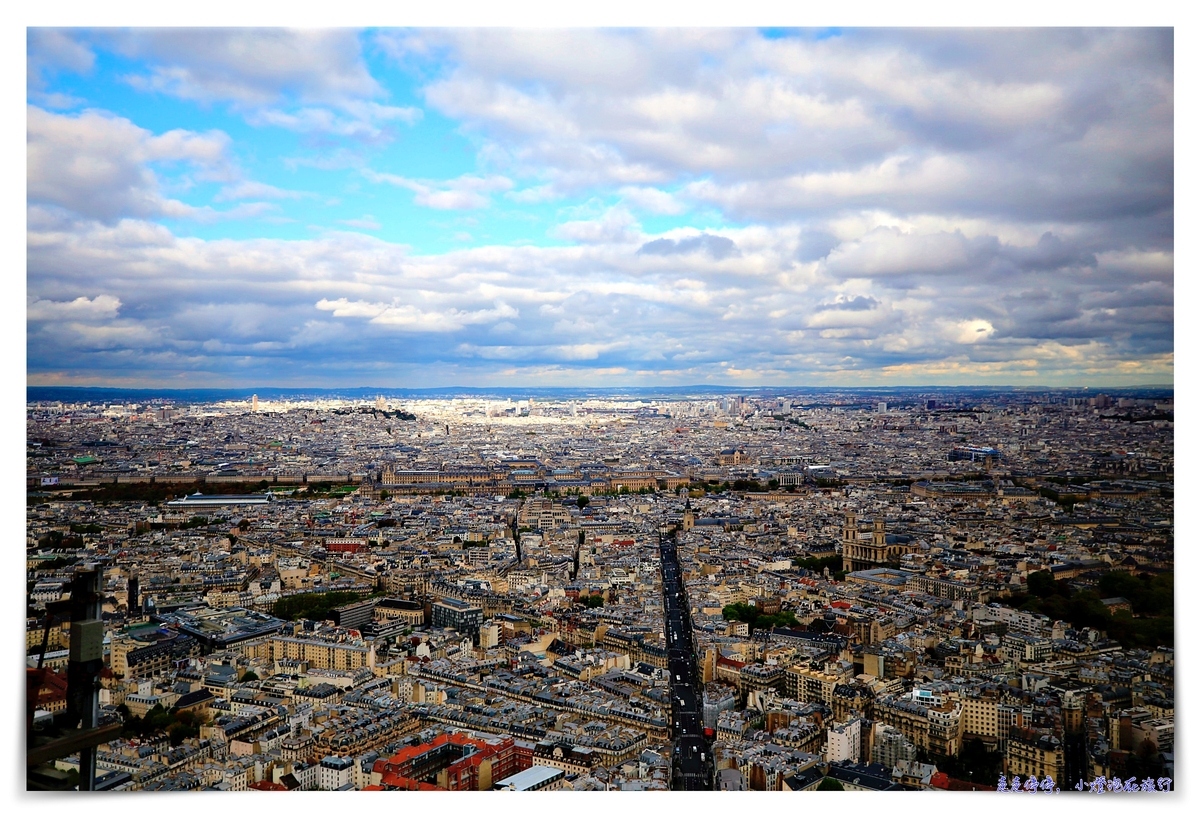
[756,611,799,630]
[817,778,845,791]
[732,479,764,492]
[272,590,366,621]
[1027,570,1058,598]
[722,602,798,632]
[1010,571,1173,650]
[722,602,759,625]
[793,555,842,574]
[167,721,199,746]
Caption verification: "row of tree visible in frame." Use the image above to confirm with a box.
[116,703,202,746]
[1013,570,1173,650]
[792,554,843,574]
[721,602,799,632]
[271,590,368,621]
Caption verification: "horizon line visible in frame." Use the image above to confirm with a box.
[27,383,1176,393]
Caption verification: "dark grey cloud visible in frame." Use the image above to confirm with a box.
[795,230,840,262]
[1004,232,1098,271]
[637,233,739,259]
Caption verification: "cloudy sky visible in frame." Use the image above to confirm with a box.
[25,27,1174,388]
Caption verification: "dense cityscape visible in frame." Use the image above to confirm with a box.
[23,24,1175,800]
[25,387,1174,792]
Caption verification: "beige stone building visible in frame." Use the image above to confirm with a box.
[841,513,920,572]
[1005,730,1064,781]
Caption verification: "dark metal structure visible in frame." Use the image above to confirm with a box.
[27,566,111,791]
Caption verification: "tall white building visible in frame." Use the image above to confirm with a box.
[319,755,355,790]
[826,718,862,763]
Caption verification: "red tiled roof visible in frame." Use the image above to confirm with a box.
[249,780,288,791]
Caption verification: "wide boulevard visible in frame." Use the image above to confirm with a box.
[658,530,714,790]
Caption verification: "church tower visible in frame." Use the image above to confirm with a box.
[842,512,859,573]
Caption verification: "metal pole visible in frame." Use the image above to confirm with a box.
[67,566,103,791]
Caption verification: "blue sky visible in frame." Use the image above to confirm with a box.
[26,27,1174,388]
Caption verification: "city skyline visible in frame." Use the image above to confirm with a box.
[26,27,1173,390]
[24,387,1177,792]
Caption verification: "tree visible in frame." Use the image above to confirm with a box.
[1009,570,1173,649]
[168,721,199,746]
[272,590,366,621]
[577,495,589,508]
[721,602,797,632]
[794,555,842,574]
[817,778,845,791]
[940,737,1002,782]
[723,602,757,624]
[240,670,259,682]
[1022,571,1060,595]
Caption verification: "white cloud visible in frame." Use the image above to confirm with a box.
[506,184,560,204]
[825,227,982,278]
[24,29,1174,387]
[945,319,997,344]
[28,295,121,322]
[337,215,382,231]
[215,180,309,202]
[246,102,421,138]
[363,170,514,210]
[28,106,233,222]
[70,29,425,145]
[315,298,518,332]
[683,154,973,220]
[111,29,382,107]
[552,207,640,244]
[28,29,95,86]
[619,186,686,215]
[396,29,1169,230]
[26,211,1173,385]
